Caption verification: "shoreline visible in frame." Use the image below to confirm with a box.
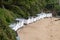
[17,17,60,40]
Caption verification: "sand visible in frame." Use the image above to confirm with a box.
[17,17,60,40]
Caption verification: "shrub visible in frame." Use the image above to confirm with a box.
[0,8,16,40]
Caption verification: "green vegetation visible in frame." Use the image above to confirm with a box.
[0,0,60,40]
[0,8,16,40]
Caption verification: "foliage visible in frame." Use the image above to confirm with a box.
[0,8,16,40]
[0,0,60,40]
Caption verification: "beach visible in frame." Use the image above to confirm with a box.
[17,17,60,40]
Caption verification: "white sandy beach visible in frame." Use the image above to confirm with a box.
[17,17,60,40]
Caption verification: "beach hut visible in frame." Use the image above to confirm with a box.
[37,14,41,20]
[40,13,46,18]
[9,18,24,31]
[30,17,34,23]
[24,18,31,25]
[12,22,21,31]
[34,17,37,22]
[39,14,44,19]
[46,13,52,17]
[35,17,39,21]
[9,23,18,31]
[9,23,17,29]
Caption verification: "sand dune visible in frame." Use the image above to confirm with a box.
[17,17,60,40]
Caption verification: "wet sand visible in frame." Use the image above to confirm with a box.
[17,17,60,40]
